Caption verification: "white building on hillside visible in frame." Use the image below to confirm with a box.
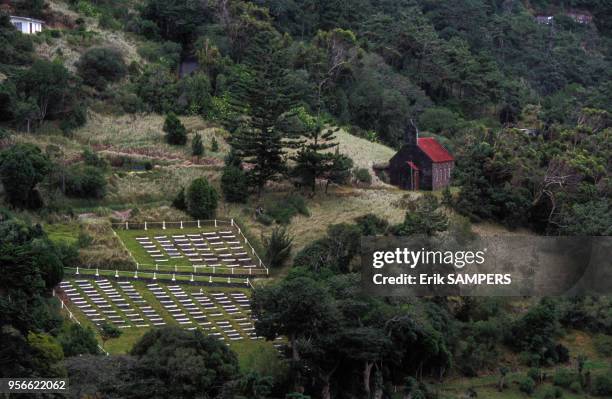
[10,16,44,34]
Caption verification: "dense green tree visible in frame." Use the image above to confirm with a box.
[186,177,218,219]
[15,60,77,128]
[58,324,100,357]
[163,112,187,145]
[127,327,238,398]
[290,109,339,191]
[191,133,204,157]
[229,31,301,194]
[394,194,449,236]
[77,47,127,90]
[64,166,107,199]
[221,165,249,202]
[0,143,50,208]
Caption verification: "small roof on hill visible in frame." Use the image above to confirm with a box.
[417,137,454,162]
[10,15,45,24]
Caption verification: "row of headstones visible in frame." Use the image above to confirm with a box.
[136,232,254,268]
[147,283,259,341]
[60,279,163,328]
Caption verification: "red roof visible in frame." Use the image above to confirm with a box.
[417,137,454,162]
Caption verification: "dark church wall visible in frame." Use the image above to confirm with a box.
[389,145,433,190]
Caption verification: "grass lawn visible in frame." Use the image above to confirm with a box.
[45,222,81,245]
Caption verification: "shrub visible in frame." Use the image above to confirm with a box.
[519,376,536,395]
[262,227,293,268]
[211,136,219,152]
[82,148,108,169]
[76,47,126,89]
[221,166,248,203]
[353,167,372,185]
[256,213,273,226]
[263,195,309,225]
[186,178,218,219]
[65,166,107,198]
[355,213,388,235]
[569,381,581,393]
[57,324,99,357]
[528,368,542,383]
[593,334,612,357]
[163,112,187,145]
[553,369,579,389]
[172,187,187,211]
[538,385,562,399]
[592,374,612,396]
[192,133,204,157]
[285,194,309,216]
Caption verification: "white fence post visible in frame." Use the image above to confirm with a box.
[144,221,147,230]
[231,219,234,226]
[125,221,129,230]
[197,219,201,228]
[180,221,183,229]
[214,219,217,227]
[76,266,79,275]
[95,268,99,276]
[162,221,166,230]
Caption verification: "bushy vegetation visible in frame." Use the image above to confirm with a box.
[76,47,126,90]
[186,177,218,219]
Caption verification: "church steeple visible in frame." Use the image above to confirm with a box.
[404,118,419,147]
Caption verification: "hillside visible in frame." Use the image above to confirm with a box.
[0,0,610,398]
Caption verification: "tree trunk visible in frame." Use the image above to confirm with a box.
[364,362,373,397]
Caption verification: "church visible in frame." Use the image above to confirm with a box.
[387,121,454,191]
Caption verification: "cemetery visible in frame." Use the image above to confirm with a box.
[55,220,276,351]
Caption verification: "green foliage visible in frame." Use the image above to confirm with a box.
[0,143,50,208]
[137,41,181,69]
[76,47,127,89]
[57,324,100,357]
[419,107,461,135]
[129,327,238,397]
[593,334,612,356]
[354,213,388,235]
[592,373,612,396]
[186,177,218,219]
[210,136,219,152]
[14,60,80,131]
[221,165,249,203]
[293,223,361,273]
[163,112,187,145]
[509,299,565,366]
[553,368,579,389]
[352,167,372,185]
[0,14,34,66]
[191,133,204,157]
[65,166,107,199]
[99,321,121,347]
[262,227,293,269]
[393,194,448,236]
[27,332,66,377]
[262,194,309,225]
[538,385,562,399]
[136,64,178,113]
[172,187,187,211]
[229,31,301,194]
[519,376,536,395]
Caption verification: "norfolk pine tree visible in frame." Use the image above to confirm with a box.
[229,31,301,195]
